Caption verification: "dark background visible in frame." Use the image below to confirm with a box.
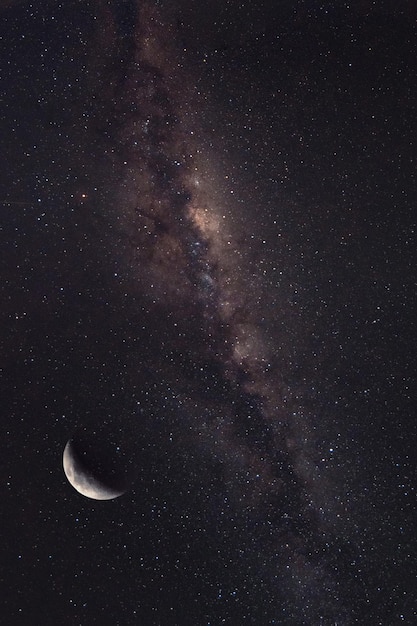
[1,1,416,624]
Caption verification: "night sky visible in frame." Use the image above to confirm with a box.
[1,1,417,624]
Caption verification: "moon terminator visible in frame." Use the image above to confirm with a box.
[63,439,125,501]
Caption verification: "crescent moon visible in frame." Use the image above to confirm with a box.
[63,440,125,500]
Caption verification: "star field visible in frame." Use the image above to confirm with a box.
[1,1,417,624]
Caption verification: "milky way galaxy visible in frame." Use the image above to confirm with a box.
[3,0,416,624]
[88,3,356,623]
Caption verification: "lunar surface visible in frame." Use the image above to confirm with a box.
[63,440,125,501]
